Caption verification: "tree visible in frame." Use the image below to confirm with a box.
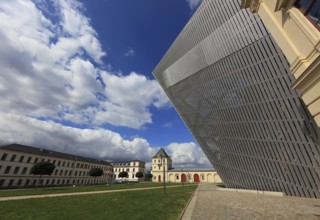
[118,171,128,179]
[31,161,55,188]
[135,172,144,179]
[89,168,103,183]
[146,173,153,180]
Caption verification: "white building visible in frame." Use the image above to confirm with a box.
[112,160,146,182]
[151,148,222,184]
[0,143,113,188]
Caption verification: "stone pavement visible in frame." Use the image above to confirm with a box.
[181,184,320,220]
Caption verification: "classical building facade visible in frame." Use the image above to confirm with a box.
[151,148,222,184]
[241,0,320,128]
[153,0,320,197]
[0,144,113,188]
[111,160,146,182]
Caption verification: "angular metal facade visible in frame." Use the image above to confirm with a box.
[153,0,320,197]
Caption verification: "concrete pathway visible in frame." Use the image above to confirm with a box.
[181,184,320,220]
[0,185,182,201]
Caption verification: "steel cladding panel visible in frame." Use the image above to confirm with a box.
[153,0,320,197]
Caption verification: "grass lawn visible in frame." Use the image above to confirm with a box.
[0,185,197,220]
[0,182,186,197]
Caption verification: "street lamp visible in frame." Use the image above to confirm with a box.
[161,155,166,194]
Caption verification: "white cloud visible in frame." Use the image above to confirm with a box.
[166,142,211,167]
[186,0,203,10]
[124,48,135,57]
[0,112,210,166]
[0,0,169,129]
[0,113,156,161]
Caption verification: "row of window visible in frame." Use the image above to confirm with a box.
[1,165,113,177]
[114,168,144,172]
[0,178,106,187]
[0,153,112,171]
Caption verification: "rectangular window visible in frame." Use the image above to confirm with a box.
[19,156,24,162]
[54,169,58,175]
[1,153,8,161]
[53,160,56,165]
[0,165,2,171]
[17,179,22,186]
[10,154,16,162]
[25,179,30,186]
[46,179,49,185]
[62,161,65,167]
[64,170,68,176]
[51,179,55,184]
[74,171,78,176]
[33,179,37,185]
[57,179,60,184]
[59,170,63,175]
[13,166,20,174]
[27,156,32,163]
[57,161,61,166]
[41,158,45,162]
[67,162,70,167]
[22,167,28,174]
[69,170,72,176]
[8,179,14,186]
[4,166,12,174]
[0,179,5,186]
[34,157,39,163]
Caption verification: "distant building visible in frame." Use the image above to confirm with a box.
[0,143,113,188]
[111,160,146,182]
[151,148,222,183]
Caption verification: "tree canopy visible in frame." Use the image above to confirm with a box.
[31,161,55,176]
[89,167,103,177]
[119,171,128,178]
[146,173,153,180]
[135,172,144,178]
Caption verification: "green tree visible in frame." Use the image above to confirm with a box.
[31,161,55,188]
[89,168,103,183]
[146,173,153,180]
[118,171,128,179]
[135,171,144,179]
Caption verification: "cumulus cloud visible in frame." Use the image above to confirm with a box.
[0,0,169,129]
[166,142,212,167]
[186,0,203,10]
[0,113,210,166]
[0,113,156,161]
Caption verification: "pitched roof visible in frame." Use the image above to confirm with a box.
[0,143,111,166]
[152,148,169,158]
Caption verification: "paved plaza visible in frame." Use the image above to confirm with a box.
[182,184,320,220]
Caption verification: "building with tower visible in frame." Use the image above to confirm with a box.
[153,0,320,197]
[151,148,221,184]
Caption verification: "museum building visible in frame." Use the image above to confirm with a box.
[153,0,320,197]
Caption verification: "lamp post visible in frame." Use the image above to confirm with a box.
[161,155,166,194]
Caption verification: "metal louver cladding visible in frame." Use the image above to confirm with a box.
[153,0,320,197]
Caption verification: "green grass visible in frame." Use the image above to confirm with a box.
[0,185,197,220]
[0,182,187,197]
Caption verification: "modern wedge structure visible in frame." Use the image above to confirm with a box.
[153,0,320,197]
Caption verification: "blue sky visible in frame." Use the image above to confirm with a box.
[0,0,210,167]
